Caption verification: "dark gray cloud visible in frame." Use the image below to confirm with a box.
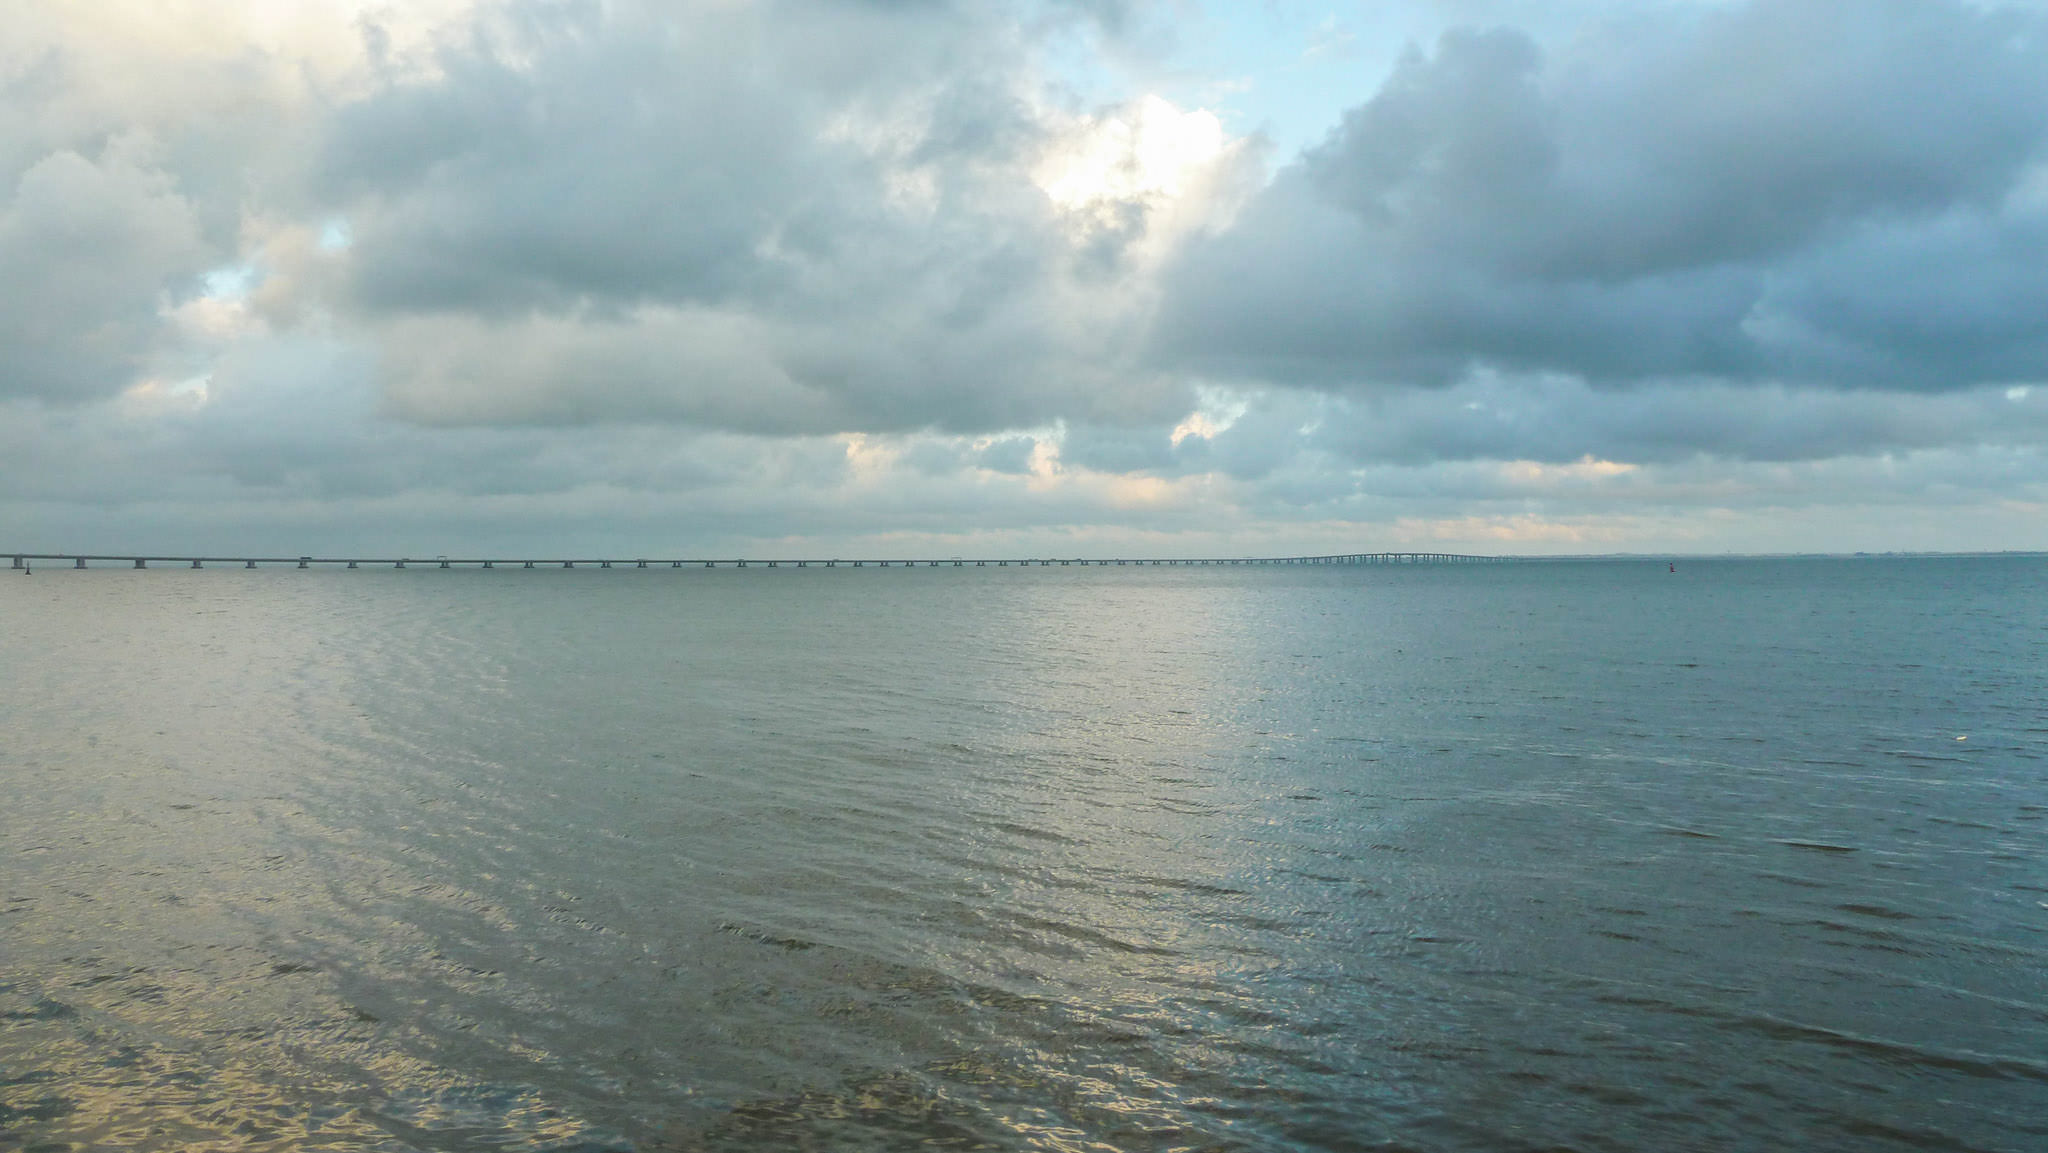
[1159,0,2048,391]
[1053,376,2048,490]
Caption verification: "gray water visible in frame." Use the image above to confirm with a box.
[3,558,2045,1152]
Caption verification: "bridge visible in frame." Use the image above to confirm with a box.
[12,551,1508,571]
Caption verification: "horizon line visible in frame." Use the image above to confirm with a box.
[10,549,2047,571]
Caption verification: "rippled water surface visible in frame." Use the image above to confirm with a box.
[4,558,2046,1151]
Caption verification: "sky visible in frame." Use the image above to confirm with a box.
[4,0,2047,558]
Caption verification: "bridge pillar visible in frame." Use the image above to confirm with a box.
[298,557,310,568]
[395,559,405,568]
[346,560,357,568]
[737,560,747,567]
[637,560,647,568]
[190,559,202,569]
[9,556,19,569]
[135,558,147,568]
[563,561,574,568]
[524,561,535,569]
[672,561,682,568]
[482,561,493,569]
[826,560,836,567]
[246,560,256,568]
[705,561,715,568]
[77,557,87,569]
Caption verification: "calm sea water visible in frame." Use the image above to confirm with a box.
[3,558,2045,1152]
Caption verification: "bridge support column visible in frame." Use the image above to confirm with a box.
[600,560,611,568]
[135,558,147,568]
[395,559,405,568]
[9,556,19,569]
[440,559,451,569]
[77,557,86,568]
[298,557,310,568]
[524,561,535,569]
[637,560,647,568]
[191,559,203,569]
[563,561,574,568]
[482,561,493,569]
[246,560,256,568]
[347,561,357,568]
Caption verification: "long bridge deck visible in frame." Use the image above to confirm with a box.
[12,552,1508,570]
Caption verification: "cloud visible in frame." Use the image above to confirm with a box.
[1158,0,2048,392]
[4,0,2048,555]
[0,142,210,400]
[307,0,1256,435]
